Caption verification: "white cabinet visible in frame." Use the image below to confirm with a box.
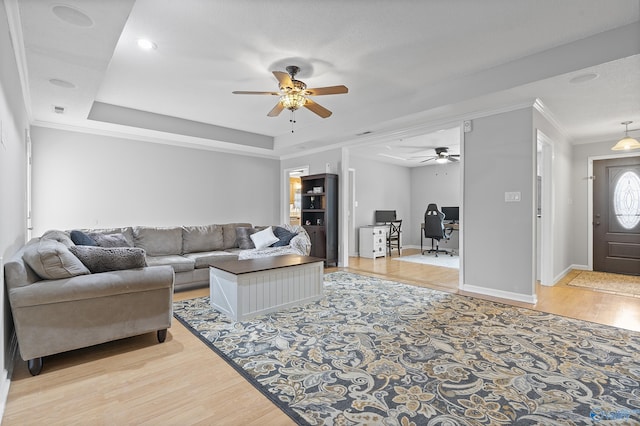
[359,226,387,258]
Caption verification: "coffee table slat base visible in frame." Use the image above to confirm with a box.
[209,256,324,321]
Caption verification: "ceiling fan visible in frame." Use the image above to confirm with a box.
[232,65,348,119]
[415,147,460,163]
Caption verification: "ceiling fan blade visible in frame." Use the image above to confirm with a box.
[267,102,285,117]
[305,85,349,96]
[448,157,460,162]
[420,158,436,163]
[304,99,332,118]
[273,71,293,90]
[232,91,279,95]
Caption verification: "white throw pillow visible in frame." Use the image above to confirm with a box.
[250,226,279,249]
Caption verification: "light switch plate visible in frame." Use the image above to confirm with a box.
[505,191,521,202]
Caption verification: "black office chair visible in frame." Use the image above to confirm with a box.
[422,204,452,257]
[387,220,402,256]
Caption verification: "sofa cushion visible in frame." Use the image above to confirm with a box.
[41,229,74,248]
[235,227,257,249]
[183,251,239,268]
[134,226,183,256]
[89,227,135,247]
[222,223,252,249]
[23,240,90,280]
[69,246,147,273]
[250,226,279,249]
[70,230,97,246]
[271,226,298,247]
[89,232,131,248]
[182,225,224,253]
[145,255,195,273]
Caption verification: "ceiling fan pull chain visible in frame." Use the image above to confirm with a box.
[290,110,296,133]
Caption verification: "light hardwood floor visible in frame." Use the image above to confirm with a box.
[4,249,640,425]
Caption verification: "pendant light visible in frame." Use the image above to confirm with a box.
[611,121,640,151]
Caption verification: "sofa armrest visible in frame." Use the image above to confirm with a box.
[9,266,174,309]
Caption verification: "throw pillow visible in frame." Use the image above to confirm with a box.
[70,230,97,246]
[271,226,298,247]
[69,246,147,273]
[235,227,257,249]
[89,232,131,248]
[23,239,91,280]
[250,226,279,249]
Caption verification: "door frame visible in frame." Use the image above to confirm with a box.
[282,165,309,226]
[537,130,554,286]
[587,152,640,270]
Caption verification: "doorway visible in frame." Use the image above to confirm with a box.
[593,156,640,275]
[283,166,309,226]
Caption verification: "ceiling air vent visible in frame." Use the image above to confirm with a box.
[53,105,65,114]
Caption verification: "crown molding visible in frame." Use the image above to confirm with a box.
[4,0,33,121]
[533,98,570,141]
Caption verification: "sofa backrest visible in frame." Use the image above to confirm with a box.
[182,225,224,253]
[133,226,183,256]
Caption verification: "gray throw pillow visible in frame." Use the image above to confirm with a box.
[88,232,132,248]
[69,246,147,273]
[235,227,257,249]
[23,239,90,280]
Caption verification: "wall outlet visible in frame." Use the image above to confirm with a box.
[505,191,521,202]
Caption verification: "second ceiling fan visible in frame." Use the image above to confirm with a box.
[232,65,348,119]
[415,147,460,163]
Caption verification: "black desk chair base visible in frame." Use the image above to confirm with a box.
[422,238,453,257]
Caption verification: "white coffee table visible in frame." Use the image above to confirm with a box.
[209,255,324,321]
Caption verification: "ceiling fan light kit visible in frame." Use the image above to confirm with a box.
[419,147,460,164]
[233,65,348,131]
[611,121,640,151]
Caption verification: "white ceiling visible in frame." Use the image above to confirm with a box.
[7,0,640,165]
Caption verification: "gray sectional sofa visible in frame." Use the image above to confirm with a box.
[4,222,311,375]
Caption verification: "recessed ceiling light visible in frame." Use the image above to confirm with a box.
[51,5,93,27]
[137,39,157,50]
[49,78,76,89]
[569,72,599,84]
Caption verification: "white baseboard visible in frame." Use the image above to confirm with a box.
[570,264,590,271]
[461,284,538,304]
[0,369,10,421]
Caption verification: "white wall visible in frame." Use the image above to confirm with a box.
[410,162,461,248]
[463,107,536,302]
[0,0,29,413]
[30,127,281,234]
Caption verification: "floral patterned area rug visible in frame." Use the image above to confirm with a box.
[173,272,640,425]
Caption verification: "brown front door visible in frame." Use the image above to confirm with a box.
[593,156,640,275]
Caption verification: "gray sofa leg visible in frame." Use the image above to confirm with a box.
[157,329,167,343]
[28,357,43,376]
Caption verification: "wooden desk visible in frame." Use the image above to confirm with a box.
[420,222,459,254]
